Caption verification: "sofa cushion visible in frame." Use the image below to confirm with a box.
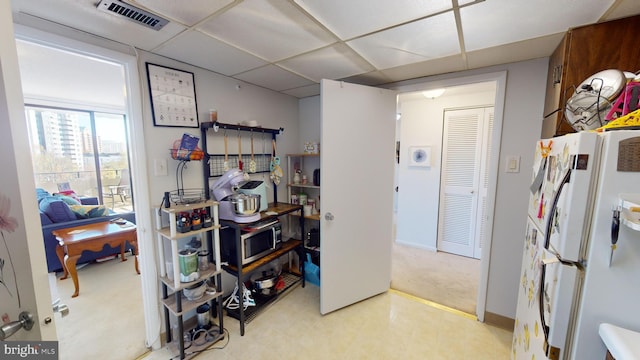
[69,205,109,219]
[39,211,53,226]
[39,196,76,223]
[53,193,81,206]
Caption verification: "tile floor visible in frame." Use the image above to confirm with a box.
[140,285,512,360]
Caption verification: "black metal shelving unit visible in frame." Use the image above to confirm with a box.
[218,203,305,336]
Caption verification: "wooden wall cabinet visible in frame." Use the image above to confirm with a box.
[541,15,640,138]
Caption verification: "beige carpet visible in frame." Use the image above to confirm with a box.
[50,254,147,360]
[391,242,481,315]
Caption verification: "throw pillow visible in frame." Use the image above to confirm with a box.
[57,190,81,203]
[69,205,109,219]
[53,194,81,206]
[39,196,76,223]
[36,188,51,203]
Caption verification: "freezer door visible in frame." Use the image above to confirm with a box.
[528,132,599,262]
[512,218,548,360]
[540,256,580,359]
[512,217,581,360]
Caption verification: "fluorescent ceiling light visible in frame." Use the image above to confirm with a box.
[422,88,446,99]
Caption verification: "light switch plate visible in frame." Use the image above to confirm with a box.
[506,155,520,173]
[154,158,168,176]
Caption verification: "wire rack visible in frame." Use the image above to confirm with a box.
[207,153,272,177]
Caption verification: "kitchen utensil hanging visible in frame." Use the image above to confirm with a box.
[237,130,250,180]
[249,132,257,173]
[262,131,271,189]
[270,139,283,185]
[223,131,230,171]
[237,129,243,171]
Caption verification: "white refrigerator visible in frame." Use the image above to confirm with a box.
[512,130,640,360]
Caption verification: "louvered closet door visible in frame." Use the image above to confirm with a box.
[438,107,492,259]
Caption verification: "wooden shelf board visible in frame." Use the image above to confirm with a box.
[162,290,223,317]
[160,265,221,291]
[223,239,302,275]
[157,224,221,241]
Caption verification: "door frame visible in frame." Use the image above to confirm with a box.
[13,23,161,349]
[389,71,507,321]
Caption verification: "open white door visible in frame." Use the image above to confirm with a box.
[0,5,57,343]
[320,79,396,314]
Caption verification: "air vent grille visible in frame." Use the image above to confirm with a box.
[97,0,169,31]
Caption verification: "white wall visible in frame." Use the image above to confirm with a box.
[298,96,320,151]
[395,89,495,251]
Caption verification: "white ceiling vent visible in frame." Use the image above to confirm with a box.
[97,0,169,31]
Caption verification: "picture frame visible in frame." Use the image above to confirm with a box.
[146,63,199,128]
[408,146,431,167]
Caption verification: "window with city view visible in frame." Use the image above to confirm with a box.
[25,105,134,213]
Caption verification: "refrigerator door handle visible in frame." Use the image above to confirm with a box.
[543,168,572,250]
[538,262,562,360]
[539,262,550,343]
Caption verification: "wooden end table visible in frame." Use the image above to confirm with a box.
[52,220,139,297]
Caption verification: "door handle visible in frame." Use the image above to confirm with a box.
[0,311,34,340]
[324,212,334,221]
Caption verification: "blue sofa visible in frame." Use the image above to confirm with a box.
[37,188,136,273]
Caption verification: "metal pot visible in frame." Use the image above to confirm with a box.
[253,274,277,290]
[228,193,260,215]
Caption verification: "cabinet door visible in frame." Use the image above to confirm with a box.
[320,79,396,315]
[541,35,567,139]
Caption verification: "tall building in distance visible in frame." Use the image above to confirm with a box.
[26,108,84,170]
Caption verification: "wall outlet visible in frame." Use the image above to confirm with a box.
[154,158,168,176]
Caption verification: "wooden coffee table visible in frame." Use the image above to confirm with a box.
[52,220,139,297]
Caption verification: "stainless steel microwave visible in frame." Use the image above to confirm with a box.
[220,219,282,266]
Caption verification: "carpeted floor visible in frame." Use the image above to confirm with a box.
[50,254,147,360]
[391,242,481,315]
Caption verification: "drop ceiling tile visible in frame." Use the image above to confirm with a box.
[281,83,321,98]
[295,0,453,39]
[11,0,186,51]
[341,71,393,86]
[130,0,233,26]
[154,30,267,76]
[234,65,315,91]
[460,0,615,51]
[466,33,564,69]
[348,11,459,70]
[278,43,374,82]
[197,0,335,62]
[381,55,467,84]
